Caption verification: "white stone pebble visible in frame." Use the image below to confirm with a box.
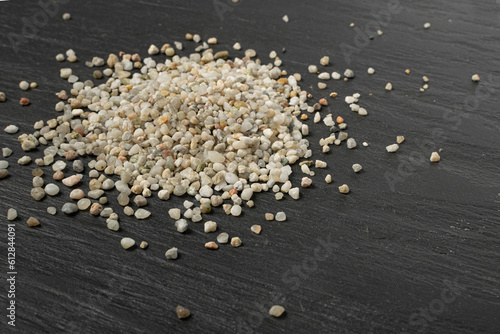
[352,164,363,173]
[175,219,188,233]
[275,212,287,221]
[386,144,399,153]
[121,237,135,249]
[165,247,178,260]
[217,232,229,244]
[135,209,151,219]
[367,67,375,74]
[204,221,217,233]
[430,152,441,162]
[47,207,57,215]
[0,160,8,169]
[4,125,19,134]
[169,208,181,220]
[7,208,17,220]
[44,183,60,196]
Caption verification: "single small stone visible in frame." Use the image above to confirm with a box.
[87,189,104,199]
[62,13,71,20]
[52,160,66,171]
[251,225,261,234]
[107,220,120,231]
[99,197,108,205]
[320,56,329,66]
[207,37,217,45]
[301,177,312,188]
[471,74,480,82]
[18,156,31,165]
[344,69,355,78]
[204,221,217,233]
[352,164,363,173]
[325,174,332,183]
[346,138,357,149]
[338,184,350,194]
[0,169,8,178]
[31,187,45,201]
[318,82,327,89]
[176,305,191,319]
[134,195,147,207]
[205,241,219,250]
[308,65,318,73]
[124,206,134,216]
[385,82,393,91]
[27,217,40,227]
[2,147,12,158]
[214,51,229,60]
[89,203,103,215]
[269,305,285,318]
[175,219,189,233]
[4,125,19,134]
[423,22,431,29]
[282,14,289,23]
[148,44,159,55]
[62,203,78,214]
[265,213,274,221]
[7,208,17,220]
[70,189,85,200]
[168,208,181,220]
[45,183,60,196]
[0,160,8,169]
[289,187,300,200]
[275,212,286,221]
[386,144,399,153]
[19,80,29,90]
[200,202,211,214]
[78,198,91,210]
[367,67,375,74]
[228,204,241,217]
[396,136,405,144]
[53,170,64,180]
[244,49,256,58]
[231,237,242,248]
[430,152,441,162]
[217,232,229,244]
[120,237,135,249]
[0,92,6,102]
[134,208,151,219]
[140,241,148,249]
[233,42,241,50]
[165,247,178,260]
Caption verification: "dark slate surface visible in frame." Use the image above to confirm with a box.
[0,0,499,333]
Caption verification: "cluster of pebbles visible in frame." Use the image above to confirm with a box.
[4,35,366,252]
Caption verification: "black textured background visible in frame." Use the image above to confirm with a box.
[0,0,499,333]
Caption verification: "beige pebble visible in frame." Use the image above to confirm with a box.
[265,213,274,221]
[430,152,441,162]
[89,203,103,215]
[27,217,40,227]
[69,189,85,200]
[231,237,242,247]
[205,241,219,249]
[251,225,261,234]
[338,184,350,194]
[176,305,191,319]
[269,305,285,317]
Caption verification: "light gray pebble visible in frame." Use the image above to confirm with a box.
[217,232,229,244]
[175,219,188,233]
[0,160,8,169]
[165,247,178,260]
[47,207,57,215]
[73,160,84,172]
[7,208,17,220]
[62,203,79,214]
